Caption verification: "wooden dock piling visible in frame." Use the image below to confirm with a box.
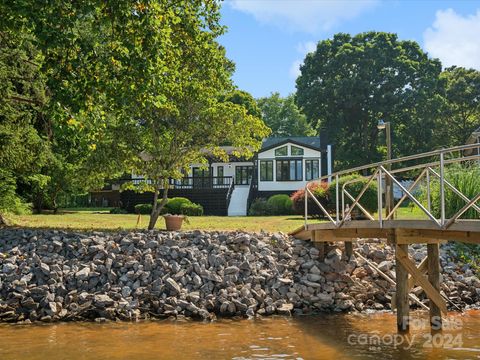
[427,243,442,329]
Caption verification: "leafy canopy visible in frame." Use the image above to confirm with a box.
[257,92,315,137]
[296,32,442,169]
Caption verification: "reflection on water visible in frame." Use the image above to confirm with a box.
[0,311,479,360]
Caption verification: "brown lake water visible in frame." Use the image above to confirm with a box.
[0,311,479,360]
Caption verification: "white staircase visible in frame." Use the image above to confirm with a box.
[227,186,250,216]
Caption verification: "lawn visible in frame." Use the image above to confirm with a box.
[7,205,427,234]
[8,210,306,234]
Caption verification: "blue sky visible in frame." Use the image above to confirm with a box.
[218,0,480,98]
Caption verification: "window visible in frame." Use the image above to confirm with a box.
[276,160,302,181]
[274,146,288,156]
[291,145,304,156]
[305,160,319,180]
[235,166,253,185]
[192,167,212,188]
[260,160,273,181]
[217,166,224,185]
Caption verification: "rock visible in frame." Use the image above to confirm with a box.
[121,286,132,298]
[94,294,114,308]
[377,261,392,272]
[224,266,240,275]
[75,267,90,281]
[0,229,475,323]
[165,278,182,295]
[40,262,50,275]
[2,263,17,274]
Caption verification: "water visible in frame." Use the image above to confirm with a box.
[1,311,479,360]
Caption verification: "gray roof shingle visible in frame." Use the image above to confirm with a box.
[260,136,321,151]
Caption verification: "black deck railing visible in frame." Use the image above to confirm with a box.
[122,176,234,190]
[168,176,233,190]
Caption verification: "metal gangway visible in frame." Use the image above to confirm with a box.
[290,143,480,331]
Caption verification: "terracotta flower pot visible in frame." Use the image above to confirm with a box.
[163,215,185,231]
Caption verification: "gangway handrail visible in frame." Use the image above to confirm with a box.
[304,143,480,230]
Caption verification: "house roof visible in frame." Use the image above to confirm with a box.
[260,137,321,152]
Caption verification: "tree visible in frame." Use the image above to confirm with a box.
[115,2,270,229]
[1,1,269,228]
[296,32,442,169]
[221,90,262,118]
[434,66,480,147]
[0,28,50,217]
[257,93,315,137]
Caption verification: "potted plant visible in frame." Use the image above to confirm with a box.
[163,214,188,231]
[162,198,199,231]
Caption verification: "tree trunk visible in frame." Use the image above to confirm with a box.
[52,196,58,214]
[148,180,170,230]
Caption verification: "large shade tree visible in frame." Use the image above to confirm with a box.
[0,0,270,228]
[296,32,442,169]
[257,92,315,137]
[0,28,50,221]
[122,4,269,229]
[434,66,480,147]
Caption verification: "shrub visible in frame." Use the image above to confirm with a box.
[164,197,192,215]
[180,203,204,216]
[421,164,480,219]
[248,198,272,216]
[328,174,378,216]
[134,203,152,214]
[109,207,128,214]
[290,182,330,217]
[267,194,293,215]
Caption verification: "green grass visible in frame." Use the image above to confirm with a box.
[8,212,306,233]
[6,204,430,234]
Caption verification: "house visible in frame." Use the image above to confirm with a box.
[92,136,333,216]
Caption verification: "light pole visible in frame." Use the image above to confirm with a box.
[378,119,394,217]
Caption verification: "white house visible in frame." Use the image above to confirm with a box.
[116,136,333,216]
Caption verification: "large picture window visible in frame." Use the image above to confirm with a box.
[274,146,288,156]
[276,160,302,181]
[305,160,319,180]
[260,160,273,181]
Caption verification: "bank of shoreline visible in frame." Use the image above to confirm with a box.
[0,229,478,323]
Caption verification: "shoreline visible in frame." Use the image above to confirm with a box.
[0,229,478,324]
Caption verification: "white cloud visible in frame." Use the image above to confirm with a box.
[289,59,303,79]
[296,41,316,54]
[228,0,378,33]
[424,8,480,70]
[290,41,317,79]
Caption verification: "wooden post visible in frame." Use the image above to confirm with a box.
[314,231,326,261]
[395,243,410,332]
[345,242,353,259]
[427,243,442,330]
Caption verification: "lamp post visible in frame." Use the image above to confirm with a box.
[378,119,394,217]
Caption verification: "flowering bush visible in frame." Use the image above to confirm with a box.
[290,182,330,217]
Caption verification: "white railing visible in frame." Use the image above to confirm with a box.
[304,143,480,230]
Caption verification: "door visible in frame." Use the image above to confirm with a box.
[235,166,253,185]
[192,167,212,188]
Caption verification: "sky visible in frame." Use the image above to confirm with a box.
[218,0,480,98]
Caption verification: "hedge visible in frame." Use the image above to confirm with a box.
[266,194,293,215]
[180,203,204,216]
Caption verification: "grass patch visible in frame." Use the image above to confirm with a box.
[8,212,306,233]
[7,203,433,234]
